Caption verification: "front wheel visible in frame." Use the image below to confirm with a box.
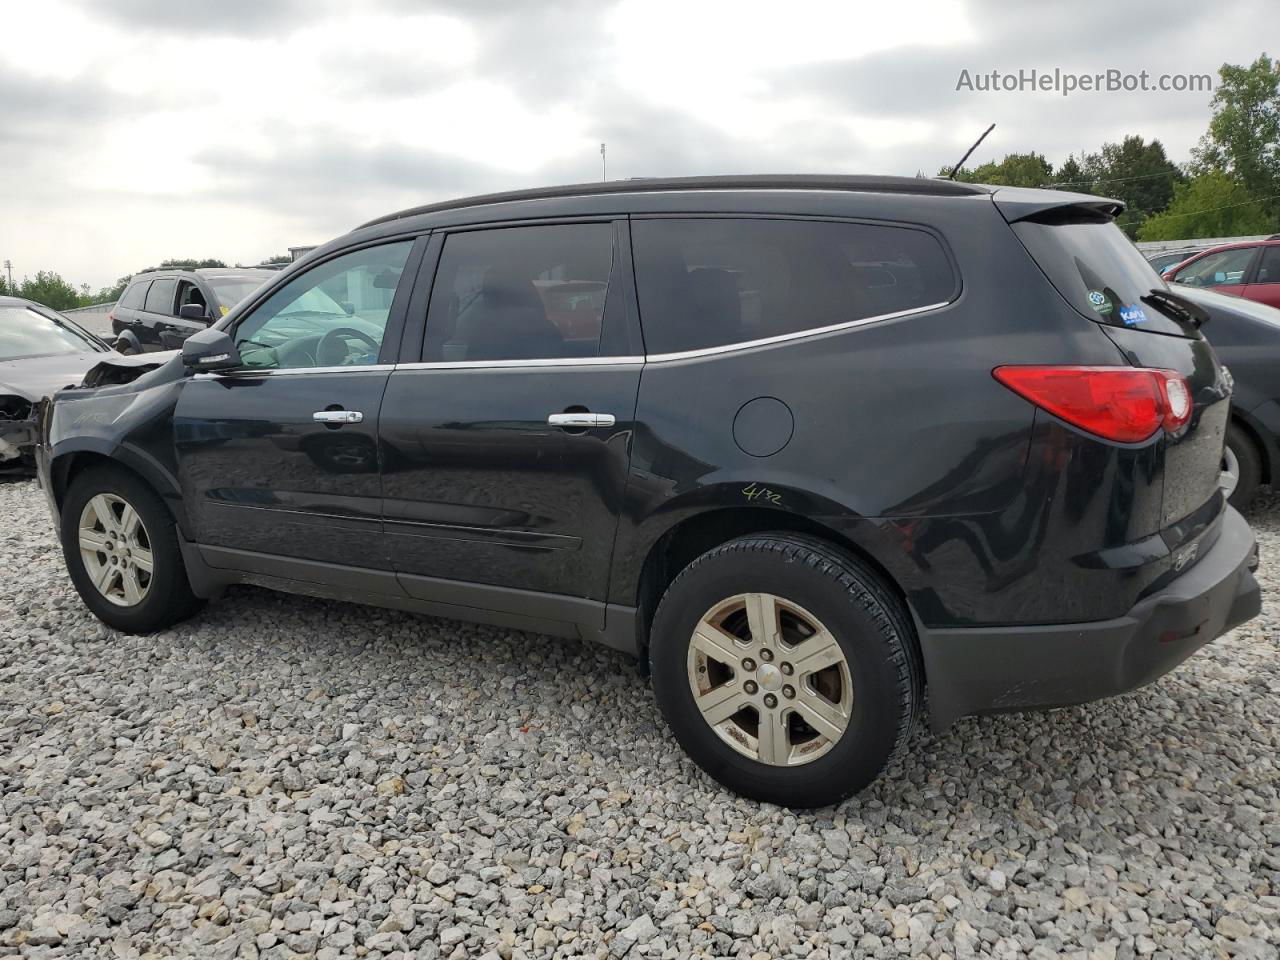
[649,533,921,807]
[60,466,203,633]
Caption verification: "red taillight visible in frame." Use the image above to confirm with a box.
[993,365,1192,443]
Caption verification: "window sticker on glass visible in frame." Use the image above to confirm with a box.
[1118,304,1148,327]
[1087,290,1113,316]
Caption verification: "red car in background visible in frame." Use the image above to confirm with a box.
[1163,235,1280,309]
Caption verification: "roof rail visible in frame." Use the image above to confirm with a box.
[360,174,990,228]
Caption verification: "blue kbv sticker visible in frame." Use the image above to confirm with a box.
[1118,304,1148,326]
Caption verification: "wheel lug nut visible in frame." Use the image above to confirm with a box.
[780,662,793,675]
[783,685,795,699]
[760,649,773,662]
[742,658,756,671]
[763,694,778,709]
[744,680,758,695]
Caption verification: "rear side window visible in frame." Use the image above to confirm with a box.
[119,280,149,309]
[1258,247,1280,284]
[424,223,619,362]
[631,218,956,355]
[1012,218,1199,337]
[144,277,177,315]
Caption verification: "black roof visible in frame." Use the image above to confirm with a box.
[361,174,990,228]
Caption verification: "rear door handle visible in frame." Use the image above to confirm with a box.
[313,410,364,424]
[548,412,616,428]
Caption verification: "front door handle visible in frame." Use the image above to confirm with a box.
[313,410,364,424]
[548,412,616,428]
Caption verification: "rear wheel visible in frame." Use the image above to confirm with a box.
[60,466,202,632]
[649,533,920,807]
[1222,424,1261,510]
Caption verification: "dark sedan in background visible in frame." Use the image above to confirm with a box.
[1,296,121,471]
[1175,284,1280,508]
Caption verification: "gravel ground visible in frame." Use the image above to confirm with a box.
[1,477,1277,960]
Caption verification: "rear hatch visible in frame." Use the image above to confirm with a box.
[1004,202,1231,539]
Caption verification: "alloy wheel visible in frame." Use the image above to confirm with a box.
[78,493,153,607]
[686,592,853,766]
[1220,445,1240,498]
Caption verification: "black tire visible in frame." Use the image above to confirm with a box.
[649,533,920,807]
[1225,424,1262,511]
[60,466,203,633]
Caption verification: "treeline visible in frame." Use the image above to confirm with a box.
[0,255,292,311]
[944,54,1280,240]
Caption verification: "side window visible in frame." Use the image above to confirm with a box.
[234,242,413,369]
[423,223,616,362]
[1175,247,1257,288]
[177,281,208,316]
[119,280,150,309]
[144,277,177,315]
[631,218,956,354]
[1256,247,1280,284]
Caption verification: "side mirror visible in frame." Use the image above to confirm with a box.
[179,303,210,321]
[181,326,241,372]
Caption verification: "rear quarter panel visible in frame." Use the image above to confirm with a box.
[612,193,1135,625]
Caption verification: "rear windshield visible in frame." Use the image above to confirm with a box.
[1012,218,1195,337]
[207,276,269,313]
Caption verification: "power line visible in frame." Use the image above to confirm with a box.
[1047,169,1186,188]
[1114,192,1280,228]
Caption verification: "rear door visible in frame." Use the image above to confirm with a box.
[174,238,423,571]
[379,219,642,613]
[139,276,179,350]
[1243,245,1280,309]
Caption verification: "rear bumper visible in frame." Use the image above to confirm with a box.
[920,506,1261,731]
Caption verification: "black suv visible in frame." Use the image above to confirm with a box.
[110,268,275,353]
[37,175,1261,806]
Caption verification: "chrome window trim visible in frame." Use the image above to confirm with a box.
[643,300,952,363]
[189,302,948,376]
[393,356,644,371]
[193,364,396,379]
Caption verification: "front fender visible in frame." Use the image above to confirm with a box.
[45,379,188,533]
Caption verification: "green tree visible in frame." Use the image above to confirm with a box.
[945,152,1053,187]
[1192,54,1280,216]
[1078,136,1184,236]
[17,271,82,311]
[97,275,132,303]
[1136,170,1275,241]
[1053,155,1090,191]
[262,254,292,265]
[136,258,228,273]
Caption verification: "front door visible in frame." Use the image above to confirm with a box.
[379,221,642,614]
[1170,246,1259,298]
[174,239,420,570]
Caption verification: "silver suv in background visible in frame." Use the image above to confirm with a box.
[110,268,275,353]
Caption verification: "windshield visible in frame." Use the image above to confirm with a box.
[1012,218,1196,337]
[206,276,270,313]
[0,306,104,360]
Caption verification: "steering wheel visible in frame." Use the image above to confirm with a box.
[316,327,380,366]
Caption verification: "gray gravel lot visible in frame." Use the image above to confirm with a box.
[1,477,1277,959]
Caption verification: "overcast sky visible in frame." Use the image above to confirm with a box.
[0,0,1271,291]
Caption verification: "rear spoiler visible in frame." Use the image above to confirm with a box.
[991,187,1125,224]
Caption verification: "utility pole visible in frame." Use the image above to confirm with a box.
[600,143,607,181]
[3,260,12,293]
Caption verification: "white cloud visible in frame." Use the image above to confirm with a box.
[0,0,1269,291]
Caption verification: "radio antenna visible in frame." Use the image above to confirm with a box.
[947,123,995,181]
